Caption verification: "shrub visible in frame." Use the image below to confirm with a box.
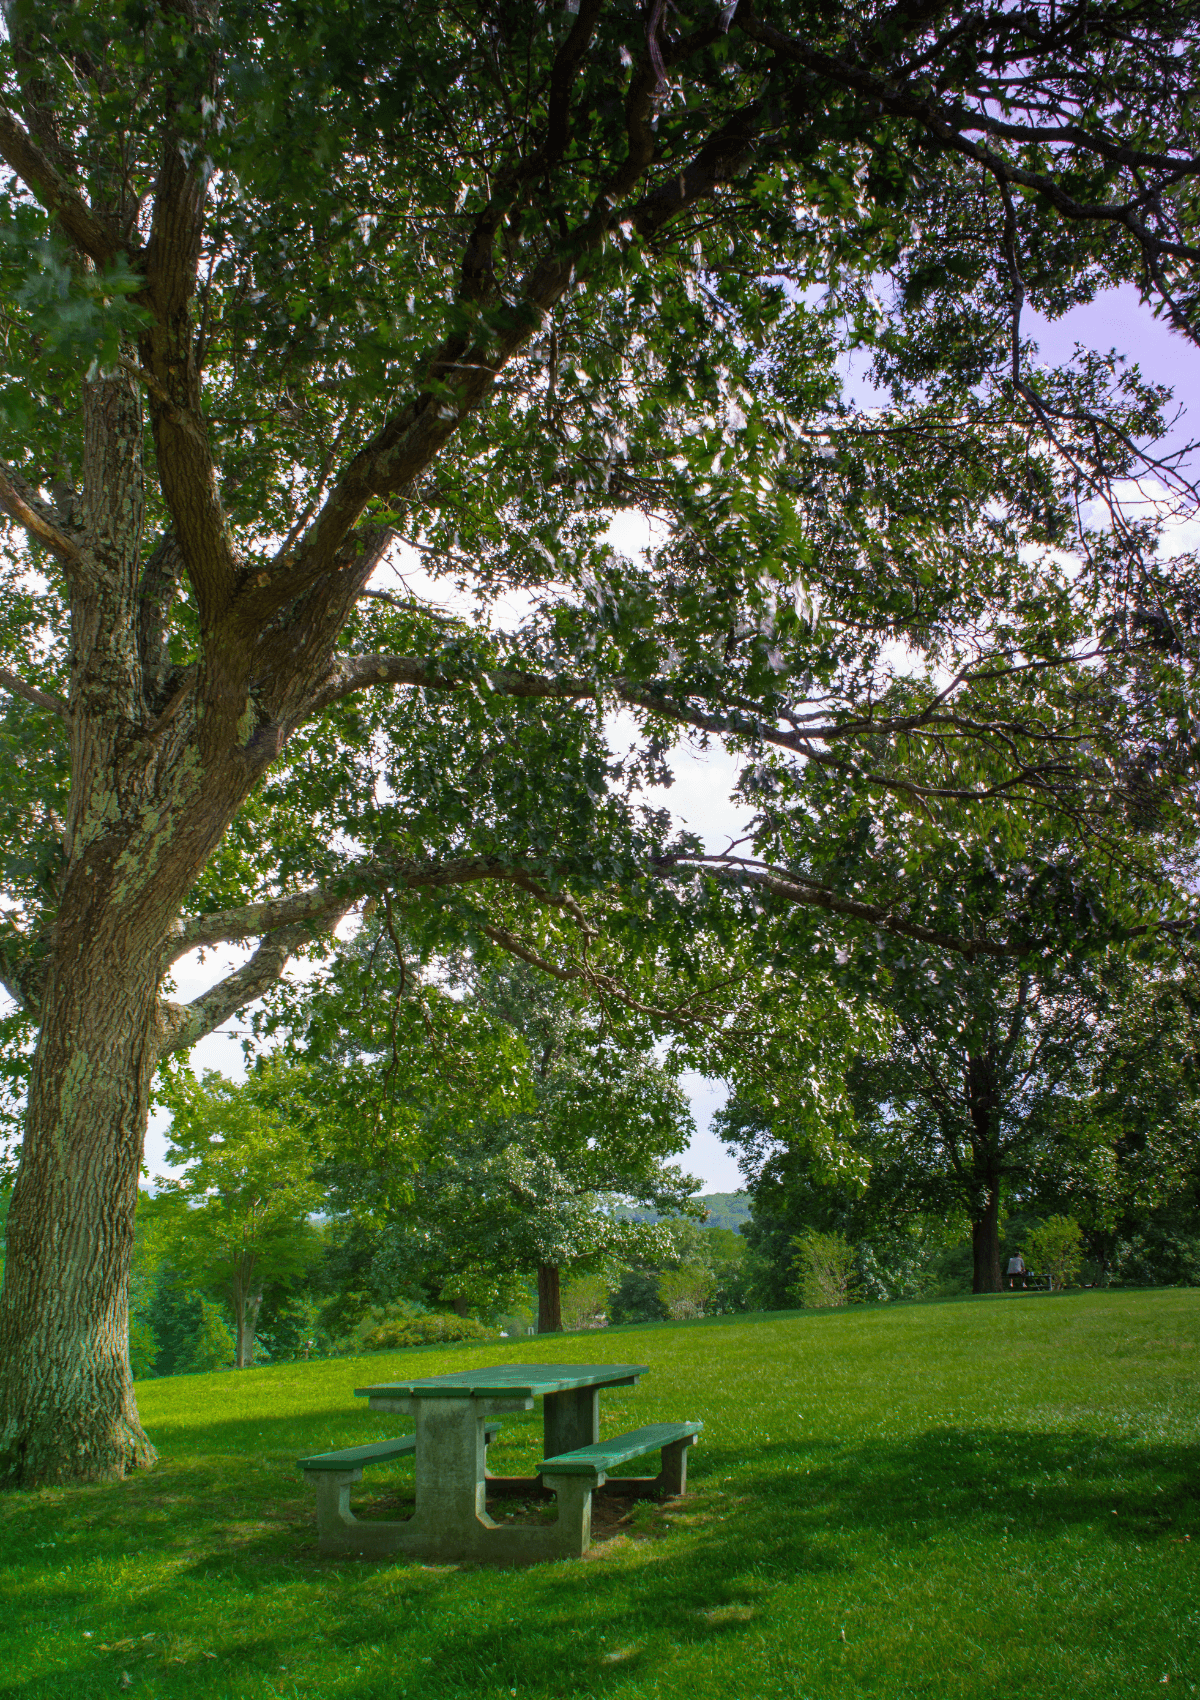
[1022,1216,1084,1291]
[360,1313,496,1351]
[1112,1225,1200,1287]
[790,1230,863,1308]
[658,1262,716,1321]
[184,1297,237,1372]
[560,1273,610,1330]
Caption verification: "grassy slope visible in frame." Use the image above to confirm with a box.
[4,1290,1198,1700]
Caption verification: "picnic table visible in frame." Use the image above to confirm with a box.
[297,1361,701,1565]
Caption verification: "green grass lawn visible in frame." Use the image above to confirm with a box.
[4,1289,1198,1700]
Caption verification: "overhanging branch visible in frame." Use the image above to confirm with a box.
[0,103,121,266]
[0,668,66,718]
[308,652,1081,808]
[0,465,83,568]
[677,853,1197,960]
[156,906,356,1056]
[169,854,553,964]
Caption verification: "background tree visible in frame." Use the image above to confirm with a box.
[273,939,701,1332]
[1080,958,1200,1285]
[717,699,1197,1292]
[1,0,1198,1482]
[155,1067,322,1368]
[790,1230,862,1309]
[559,1272,611,1332]
[128,1191,240,1377]
[609,1215,757,1322]
[458,961,701,1331]
[658,1262,716,1322]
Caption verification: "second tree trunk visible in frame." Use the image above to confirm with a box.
[537,1263,563,1333]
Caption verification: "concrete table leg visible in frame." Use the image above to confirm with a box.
[543,1384,599,1457]
[658,1433,695,1495]
[538,1472,597,1558]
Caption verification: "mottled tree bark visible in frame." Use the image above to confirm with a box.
[0,959,161,1481]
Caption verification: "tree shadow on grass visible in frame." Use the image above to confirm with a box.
[3,1426,1198,1699]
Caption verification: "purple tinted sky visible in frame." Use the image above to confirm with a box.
[842,282,1199,466]
[1031,283,1199,466]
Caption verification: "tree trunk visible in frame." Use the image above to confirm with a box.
[0,947,161,1482]
[0,730,260,1474]
[971,1185,1003,1294]
[537,1263,563,1334]
[243,1293,262,1368]
[965,1049,1004,1295]
[230,1275,263,1369]
[0,355,383,1479]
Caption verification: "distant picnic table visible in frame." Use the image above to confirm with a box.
[297,1361,701,1565]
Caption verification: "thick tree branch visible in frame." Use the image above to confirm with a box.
[303,651,582,719]
[139,136,238,626]
[171,885,365,961]
[0,667,66,717]
[0,103,120,265]
[0,922,45,1016]
[169,854,548,965]
[232,85,762,636]
[156,905,355,1056]
[136,534,185,704]
[0,465,83,567]
[250,527,395,734]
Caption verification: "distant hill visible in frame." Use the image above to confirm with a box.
[696,1192,752,1229]
[615,1191,751,1229]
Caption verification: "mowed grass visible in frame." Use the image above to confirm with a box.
[3,1290,1198,1700]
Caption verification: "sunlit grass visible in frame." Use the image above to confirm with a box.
[5,1289,1198,1700]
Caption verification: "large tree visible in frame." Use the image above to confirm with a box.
[717,721,1198,1291]
[713,714,1189,1285]
[0,0,1198,1483]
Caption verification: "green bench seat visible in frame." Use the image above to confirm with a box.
[298,1422,501,1474]
[539,1419,701,1495]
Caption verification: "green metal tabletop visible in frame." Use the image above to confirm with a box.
[354,1362,649,1400]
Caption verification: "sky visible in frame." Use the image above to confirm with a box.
[32,283,1200,1195]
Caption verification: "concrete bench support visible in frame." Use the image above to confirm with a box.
[300,1399,600,1565]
